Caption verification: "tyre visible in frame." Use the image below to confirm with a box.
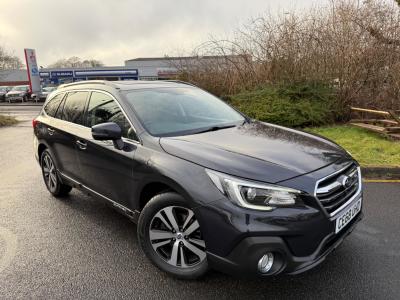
[138,192,208,279]
[40,150,72,197]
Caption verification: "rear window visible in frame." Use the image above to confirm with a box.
[62,91,89,125]
[43,93,65,117]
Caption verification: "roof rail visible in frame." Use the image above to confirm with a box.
[57,80,116,90]
[162,80,197,87]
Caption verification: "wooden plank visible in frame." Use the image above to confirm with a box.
[350,119,398,126]
[378,119,399,127]
[386,127,400,133]
[389,133,400,141]
[350,122,387,133]
[388,110,400,125]
[350,107,391,116]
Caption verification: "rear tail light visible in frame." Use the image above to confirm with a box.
[32,119,39,128]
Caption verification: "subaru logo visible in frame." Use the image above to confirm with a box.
[341,175,351,188]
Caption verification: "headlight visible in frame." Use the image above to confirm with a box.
[205,169,302,211]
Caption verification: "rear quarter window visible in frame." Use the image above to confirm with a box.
[43,93,65,117]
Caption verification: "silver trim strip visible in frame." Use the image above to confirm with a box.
[313,162,353,196]
[316,167,358,194]
[314,164,362,217]
[60,172,135,215]
[316,181,342,194]
[42,88,141,145]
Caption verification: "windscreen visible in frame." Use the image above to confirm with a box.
[43,87,56,92]
[12,86,27,91]
[124,87,244,136]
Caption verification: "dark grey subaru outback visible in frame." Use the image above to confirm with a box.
[33,80,363,279]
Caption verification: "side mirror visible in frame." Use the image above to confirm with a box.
[92,122,124,150]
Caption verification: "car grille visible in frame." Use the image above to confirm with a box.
[315,163,360,215]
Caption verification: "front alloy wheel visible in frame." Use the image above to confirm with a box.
[149,206,206,268]
[138,192,209,279]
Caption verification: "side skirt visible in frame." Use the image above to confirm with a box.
[59,171,140,223]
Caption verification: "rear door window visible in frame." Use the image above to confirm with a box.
[43,93,65,117]
[62,91,89,125]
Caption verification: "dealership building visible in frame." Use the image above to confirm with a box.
[0,69,29,86]
[0,55,227,87]
[38,67,140,85]
[36,56,195,85]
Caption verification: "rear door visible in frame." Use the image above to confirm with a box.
[54,91,89,181]
[76,91,139,207]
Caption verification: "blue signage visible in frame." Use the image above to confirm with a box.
[51,71,74,78]
[40,68,139,81]
[31,67,39,76]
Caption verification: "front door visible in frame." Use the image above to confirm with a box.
[76,91,139,207]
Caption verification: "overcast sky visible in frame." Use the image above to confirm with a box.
[0,0,325,67]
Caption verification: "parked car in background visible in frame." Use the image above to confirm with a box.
[32,86,57,102]
[0,86,11,101]
[5,85,31,103]
[33,80,363,279]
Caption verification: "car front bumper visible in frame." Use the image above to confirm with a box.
[206,212,362,277]
[195,192,363,277]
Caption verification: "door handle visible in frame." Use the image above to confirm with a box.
[47,127,55,135]
[76,140,87,150]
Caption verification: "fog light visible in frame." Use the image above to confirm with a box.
[258,252,274,273]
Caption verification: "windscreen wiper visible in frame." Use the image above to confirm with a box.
[194,124,237,134]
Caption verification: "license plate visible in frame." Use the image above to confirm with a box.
[335,198,362,233]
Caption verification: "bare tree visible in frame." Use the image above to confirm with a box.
[177,0,400,112]
[48,56,104,68]
[0,46,24,70]
[81,59,104,67]
[360,0,400,46]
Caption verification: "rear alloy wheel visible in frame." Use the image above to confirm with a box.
[41,150,72,197]
[138,193,208,279]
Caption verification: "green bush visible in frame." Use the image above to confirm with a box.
[225,83,337,127]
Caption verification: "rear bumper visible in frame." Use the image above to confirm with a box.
[206,212,362,277]
[33,135,39,163]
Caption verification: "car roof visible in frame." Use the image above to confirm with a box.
[57,80,196,91]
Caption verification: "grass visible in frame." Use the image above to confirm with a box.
[307,125,400,167]
[0,114,18,127]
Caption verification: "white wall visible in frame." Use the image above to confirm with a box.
[125,59,178,77]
